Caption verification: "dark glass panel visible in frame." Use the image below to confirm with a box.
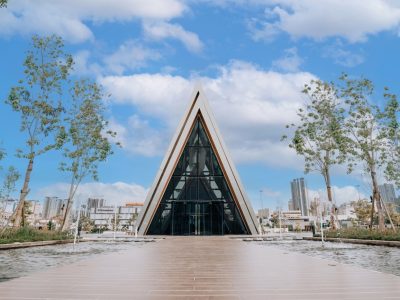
[198,178,212,200]
[211,152,223,176]
[198,121,210,146]
[187,120,199,146]
[173,153,185,176]
[186,178,198,201]
[147,117,248,235]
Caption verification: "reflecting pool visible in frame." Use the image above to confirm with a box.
[0,241,146,282]
[258,240,400,276]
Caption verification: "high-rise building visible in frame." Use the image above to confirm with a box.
[42,197,66,219]
[378,183,397,203]
[290,178,309,216]
[288,199,294,211]
[83,198,105,217]
[87,198,105,209]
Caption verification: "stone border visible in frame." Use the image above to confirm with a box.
[0,239,74,250]
[304,236,400,247]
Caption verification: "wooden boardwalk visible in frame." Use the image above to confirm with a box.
[0,237,399,299]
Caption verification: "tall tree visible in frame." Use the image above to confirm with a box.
[381,89,400,228]
[338,74,389,231]
[60,79,117,231]
[0,0,7,8]
[382,90,400,186]
[282,80,347,229]
[6,35,73,227]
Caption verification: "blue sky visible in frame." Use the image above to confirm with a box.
[0,0,400,210]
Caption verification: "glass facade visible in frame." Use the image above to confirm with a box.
[147,117,248,235]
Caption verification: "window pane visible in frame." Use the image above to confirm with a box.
[147,117,247,235]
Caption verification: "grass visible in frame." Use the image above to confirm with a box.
[324,228,400,241]
[0,227,72,244]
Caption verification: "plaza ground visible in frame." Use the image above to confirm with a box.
[0,236,399,299]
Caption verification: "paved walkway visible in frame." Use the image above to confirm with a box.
[0,237,399,299]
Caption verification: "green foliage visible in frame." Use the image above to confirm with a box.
[386,203,400,226]
[283,79,347,176]
[269,213,279,228]
[0,167,19,197]
[0,227,71,244]
[6,35,73,159]
[351,199,372,224]
[382,90,400,187]
[0,0,7,8]
[6,35,73,227]
[90,226,107,233]
[60,79,116,183]
[79,216,94,232]
[338,74,397,230]
[47,220,55,231]
[325,228,400,241]
[283,79,347,229]
[59,79,118,230]
[0,147,20,200]
[338,74,388,174]
[0,147,5,162]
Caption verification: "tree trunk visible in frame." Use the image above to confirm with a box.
[12,158,34,227]
[60,178,75,231]
[371,168,385,231]
[323,150,336,230]
[325,168,337,230]
[369,195,375,230]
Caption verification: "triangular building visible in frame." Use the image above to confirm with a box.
[137,87,259,235]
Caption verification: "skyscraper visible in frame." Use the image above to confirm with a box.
[290,178,309,216]
[378,183,397,203]
[42,197,66,219]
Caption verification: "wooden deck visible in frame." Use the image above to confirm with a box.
[0,237,399,299]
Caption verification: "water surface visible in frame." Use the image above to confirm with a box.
[0,241,145,282]
[259,239,400,276]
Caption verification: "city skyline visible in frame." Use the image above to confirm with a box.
[1,1,400,210]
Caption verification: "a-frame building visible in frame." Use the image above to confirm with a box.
[137,87,259,235]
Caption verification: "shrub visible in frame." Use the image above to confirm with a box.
[0,227,72,244]
[325,228,400,241]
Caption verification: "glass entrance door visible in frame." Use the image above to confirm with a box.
[171,201,223,235]
[189,203,203,235]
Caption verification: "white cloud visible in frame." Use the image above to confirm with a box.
[0,0,186,43]
[100,60,316,167]
[143,21,203,53]
[73,41,162,77]
[272,47,303,72]
[72,50,103,77]
[34,181,148,206]
[248,0,400,43]
[103,40,161,75]
[100,73,192,123]
[308,185,367,206]
[109,115,166,157]
[323,43,365,67]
